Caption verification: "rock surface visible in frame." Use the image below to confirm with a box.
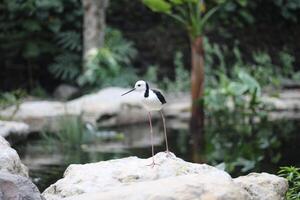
[43,152,288,200]
[234,173,288,200]
[0,120,30,138]
[0,101,70,132]
[0,136,44,199]
[262,90,300,111]
[0,87,189,133]
[0,171,44,200]
[0,136,28,177]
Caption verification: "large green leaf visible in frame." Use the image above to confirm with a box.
[228,82,248,96]
[183,0,198,3]
[169,0,184,5]
[238,70,261,96]
[142,0,172,13]
[199,6,219,32]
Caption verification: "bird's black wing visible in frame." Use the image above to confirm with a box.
[152,89,167,104]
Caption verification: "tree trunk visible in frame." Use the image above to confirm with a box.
[82,0,109,64]
[190,36,205,163]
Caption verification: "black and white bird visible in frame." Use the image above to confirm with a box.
[121,80,169,166]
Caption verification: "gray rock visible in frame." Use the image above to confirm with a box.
[0,136,28,177]
[262,89,300,111]
[53,84,79,100]
[0,120,29,138]
[0,87,188,133]
[0,101,74,132]
[0,171,44,200]
[42,152,288,200]
[66,87,143,125]
[63,174,251,200]
[234,172,288,200]
[0,88,146,132]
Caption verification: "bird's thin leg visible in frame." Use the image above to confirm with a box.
[148,112,154,159]
[146,112,158,167]
[160,110,171,156]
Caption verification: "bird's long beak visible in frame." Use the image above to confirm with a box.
[121,88,135,96]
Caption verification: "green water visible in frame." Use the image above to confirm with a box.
[13,118,300,192]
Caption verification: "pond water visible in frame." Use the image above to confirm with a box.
[13,117,300,191]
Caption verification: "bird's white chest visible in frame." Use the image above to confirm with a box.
[141,90,164,111]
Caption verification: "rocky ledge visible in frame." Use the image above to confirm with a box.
[43,152,288,200]
[0,120,30,138]
[0,136,43,200]
[0,136,28,177]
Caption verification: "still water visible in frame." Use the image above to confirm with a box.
[13,118,300,191]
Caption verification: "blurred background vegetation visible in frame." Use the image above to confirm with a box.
[1,0,300,93]
[1,0,300,197]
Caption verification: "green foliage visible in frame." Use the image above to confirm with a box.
[143,0,172,13]
[292,72,300,81]
[0,90,27,120]
[41,116,126,152]
[205,85,282,174]
[41,116,84,149]
[48,26,139,87]
[202,37,294,174]
[1,0,300,92]
[56,31,82,52]
[49,53,81,81]
[77,28,138,88]
[212,0,255,27]
[161,51,190,92]
[274,0,300,22]
[142,0,219,39]
[30,84,49,98]
[48,29,82,82]
[0,0,82,86]
[144,51,190,92]
[278,166,300,199]
[205,69,263,111]
[144,65,159,83]
[0,90,26,108]
[204,37,298,89]
[0,0,82,59]
[279,50,296,78]
[204,105,299,175]
[213,0,300,28]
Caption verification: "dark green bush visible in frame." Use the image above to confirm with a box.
[77,28,138,88]
[279,166,300,200]
[0,0,82,89]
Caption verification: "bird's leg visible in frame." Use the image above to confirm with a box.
[160,110,171,157]
[147,112,158,167]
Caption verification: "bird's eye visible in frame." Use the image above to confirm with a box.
[137,84,141,87]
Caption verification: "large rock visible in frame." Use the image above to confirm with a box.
[66,87,143,126]
[262,89,300,108]
[234,173,288,200]
[42,152,288,200]
[0,101,70,132]
[0,120,30,138]
[0,171,44,200]
[0,136,28,177]
[63,174,250,200]
[0,87,187,132]
[0,136,44,199]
